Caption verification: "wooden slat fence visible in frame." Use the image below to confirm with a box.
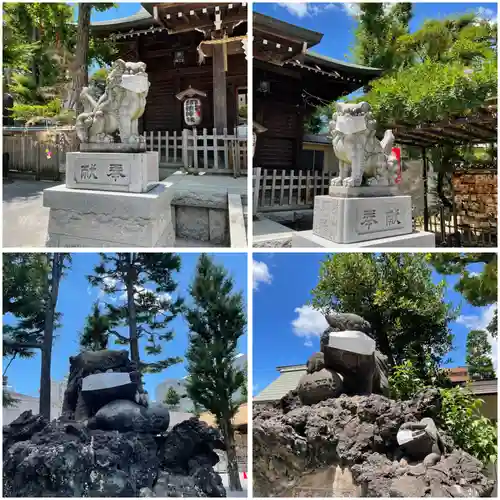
[4,127,248,179]
[3,129,77,181]
[145,130,183,165]
[182,127,248,175]
[253,167,336,214]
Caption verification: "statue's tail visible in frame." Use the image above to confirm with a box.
[381,129,395,156]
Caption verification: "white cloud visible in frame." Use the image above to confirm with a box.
[342,2,361,17]
[253,260,272,290]
[291,305,328,347]
[279,2,339,18]
[342,3,394,18]
[476,7,497,25]
[456,304,498,371]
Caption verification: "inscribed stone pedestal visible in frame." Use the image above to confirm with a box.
[312,194,413,244]
[66,151,158,193]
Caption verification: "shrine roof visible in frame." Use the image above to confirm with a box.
[91,6,159,31]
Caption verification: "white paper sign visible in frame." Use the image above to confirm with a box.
[328,330,376,355]
[120,74,149,93]
[336,115,367,135]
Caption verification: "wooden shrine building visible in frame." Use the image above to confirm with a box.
[253,12,381,170]
[92,3,248,172]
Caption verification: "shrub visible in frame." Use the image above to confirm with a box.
[389,360,497,465]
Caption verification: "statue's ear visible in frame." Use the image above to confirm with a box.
[360,102,371,113]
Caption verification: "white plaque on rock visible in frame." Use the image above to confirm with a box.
[82,372,132,392]
[66,151,158,193]
[328,330,376,355]
[313,194,412,244]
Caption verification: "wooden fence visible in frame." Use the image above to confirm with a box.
[253,167,336,214]
[4,127,248,179]
[145,130,183,165]
[3,129,77,180]
[181,128,248,175]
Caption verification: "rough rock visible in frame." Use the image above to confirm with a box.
[253,390,493,497]
[161,418,225,470]
[3,417,158,497]
[4,411,226,497]
[297,368,343,405]
[89,400,170,434]
[3,410,48,457]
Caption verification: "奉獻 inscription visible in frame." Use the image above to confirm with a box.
[80,164,98,180]
[385,208,401,227]
[357,205,407,235]
[107,164,127,182]
[360,209,378,230]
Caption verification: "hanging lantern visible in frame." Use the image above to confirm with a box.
[174,50,185,65]
[184,98,202,127]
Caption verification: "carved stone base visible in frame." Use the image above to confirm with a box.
[43,182,175,247]
[328,185,399,198]
[80,142,147,153]
[292,229,436,248]
[66,151,158,194]
[312,194,412,244]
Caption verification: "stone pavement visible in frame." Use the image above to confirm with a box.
[3,179,57,247]
[2,179,219,248]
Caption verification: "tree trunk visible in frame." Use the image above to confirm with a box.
[221,417,242,491]
[31,25,39,86]
[126,253,140,369]
[70,3,91,114]
[39,253,64,420]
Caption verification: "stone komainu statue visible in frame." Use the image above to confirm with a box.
[329,101,398,187]
[298,313,390,405]
[75,59,150,147]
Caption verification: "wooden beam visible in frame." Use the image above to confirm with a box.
[213,44,228,133]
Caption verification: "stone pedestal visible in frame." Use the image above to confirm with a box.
[292,230,436,248]
[66,151,159,193]
[43,181,175,247]
[313,193,413,244]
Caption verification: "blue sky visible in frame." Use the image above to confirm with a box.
[254,2,498,62]
[4,252,247,400]
[252,253,497,396]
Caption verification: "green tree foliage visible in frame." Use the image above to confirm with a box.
[310,253,456,378]
[426,253,497,307]
[4,3,117,122]
[163,387,181,409]
[352,3,413,70]
[185,254,246,492]
[427,253,498,340]
[466,329,496,380]
[389,361,497,465]
[80,301,110,351]
[87,253,184,374]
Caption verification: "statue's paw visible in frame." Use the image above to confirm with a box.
[343,177,362,187]
[331,177,343,186]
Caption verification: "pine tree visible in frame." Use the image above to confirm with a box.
[87,253,184,374]
[3,253,70,419]
[80,301,110,351]
[466,329,496,380]
[163,387,181,409]
[185,254,246,492]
